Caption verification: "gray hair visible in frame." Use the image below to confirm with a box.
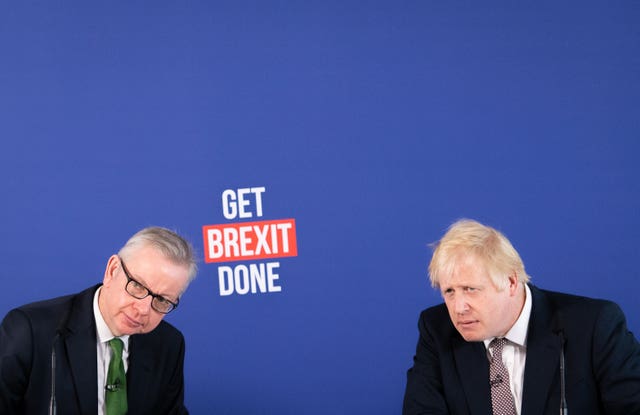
[118,226,198,286]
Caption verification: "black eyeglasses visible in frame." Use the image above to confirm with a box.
[118,256,179,314]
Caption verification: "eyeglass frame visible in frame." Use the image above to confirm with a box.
[117,255,180,314]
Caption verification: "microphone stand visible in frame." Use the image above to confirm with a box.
[49,332,60,415]
[559,331,568,415]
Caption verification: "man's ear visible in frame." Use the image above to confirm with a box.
[102,255,120,286]
[508,271,519,296]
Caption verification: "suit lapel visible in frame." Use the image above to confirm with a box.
[453,337,492,415]
[126,335,155,412]
[521,285,562,415]
[61,285,100,414]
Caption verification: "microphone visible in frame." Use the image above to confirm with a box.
[49,332,60,415]
[558,330,568,415]
[105,379,122,392]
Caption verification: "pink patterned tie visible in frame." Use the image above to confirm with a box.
[489,338,517,415]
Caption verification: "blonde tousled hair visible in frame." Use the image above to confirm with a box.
[428,219,530,290]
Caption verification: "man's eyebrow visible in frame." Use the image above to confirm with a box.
[132,274,176,300]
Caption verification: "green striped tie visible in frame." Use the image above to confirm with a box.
[106,338,127,415]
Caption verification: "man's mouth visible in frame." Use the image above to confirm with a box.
[124,314,142,327]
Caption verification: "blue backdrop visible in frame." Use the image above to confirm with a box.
[1,2,638,414]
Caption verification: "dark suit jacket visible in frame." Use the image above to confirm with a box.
[0,284,189,415]
[403,285,640,415]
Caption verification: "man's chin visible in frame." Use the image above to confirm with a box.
[116,320,145,335]
[456,326,485,342]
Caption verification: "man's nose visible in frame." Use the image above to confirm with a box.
[133,295,153,314]
[454,295,469,314]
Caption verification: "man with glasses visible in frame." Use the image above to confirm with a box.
[0,227,197,415]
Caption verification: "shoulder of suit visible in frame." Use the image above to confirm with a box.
[532,284,619,317]
[420,303,449,319]
[419,303,455,332]
[15,284,99,316]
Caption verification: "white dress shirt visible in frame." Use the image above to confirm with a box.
[93,288,130,415]
[484,283,532,415]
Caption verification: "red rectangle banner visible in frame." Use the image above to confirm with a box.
[202,218,297,263]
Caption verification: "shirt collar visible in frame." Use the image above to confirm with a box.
[93,287,130,350]
[484,283,532,349]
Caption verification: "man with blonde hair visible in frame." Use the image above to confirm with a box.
[0,226,197,415]
[403,219,640,415]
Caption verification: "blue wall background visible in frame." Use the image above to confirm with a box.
[1,2,638,414]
